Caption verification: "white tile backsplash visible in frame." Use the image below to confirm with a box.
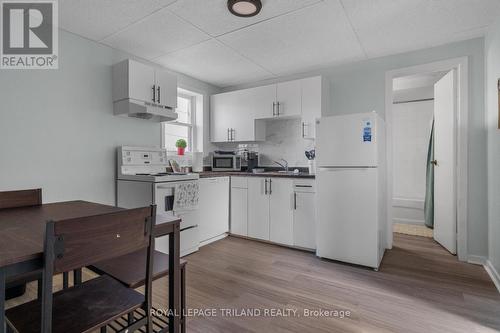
[213,118,315,168]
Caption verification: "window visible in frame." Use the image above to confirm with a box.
[163,93,195,152]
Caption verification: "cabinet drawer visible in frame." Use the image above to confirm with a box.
[293,179,315,193]
[231,176,248,189]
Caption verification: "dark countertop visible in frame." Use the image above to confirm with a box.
[197,171,315,179]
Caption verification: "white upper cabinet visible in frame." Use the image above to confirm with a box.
[210,90,266,143]
[155,69,178,109]
[113,59,177,109]
[275,80,301,118]
[300,76,323,140]
[210,76,325,142]
[114,60,155,103]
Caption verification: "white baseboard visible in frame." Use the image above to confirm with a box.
[467,255,487,265]
[485,260,500,293]
[199,233,227,248]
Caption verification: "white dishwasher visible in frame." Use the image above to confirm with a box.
[194,177,230,245]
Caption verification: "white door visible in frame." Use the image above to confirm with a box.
[269,178,294,245]
[293,191,316,249]
[433,70,457,254]
[276,80,301,118]
[155,69,177,109]
[247,177,270,240]
[301,76,322,139]
[128,60,155,103]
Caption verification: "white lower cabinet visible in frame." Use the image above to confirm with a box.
[230,177,248,236]
[247,177,270,240]
[293,180,316,249]
[293,191,316,249]
[196,177,229,244]
[232,176,315,248]
[269,178,294,245]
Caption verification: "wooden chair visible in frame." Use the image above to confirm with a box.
[0,189,43,300]
[88,251,187,333]
[90,250,188,333]
[5,205,157,333]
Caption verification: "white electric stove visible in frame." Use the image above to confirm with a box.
[116,146,200,256]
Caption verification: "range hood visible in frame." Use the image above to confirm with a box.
[113,99,178,122]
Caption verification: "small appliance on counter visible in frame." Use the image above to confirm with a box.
[244,151,259,172]
[237,144,260,172]
[211,152,241,171]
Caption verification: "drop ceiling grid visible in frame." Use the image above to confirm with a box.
[339,0,500,58]
[154,39,276,87]
[59,0,180,41]
[216,0,366,77]
[58,0,500,87]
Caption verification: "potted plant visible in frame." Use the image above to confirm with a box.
[175,139,187,156]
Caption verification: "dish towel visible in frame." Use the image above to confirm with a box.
[173,181,199,212]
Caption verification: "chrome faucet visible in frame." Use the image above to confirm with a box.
[273,159,289,172]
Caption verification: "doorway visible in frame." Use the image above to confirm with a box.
[385,57,469,261]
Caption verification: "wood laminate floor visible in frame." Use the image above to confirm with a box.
[7,234,500,333]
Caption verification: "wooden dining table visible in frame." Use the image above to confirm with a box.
[0,200,181,333]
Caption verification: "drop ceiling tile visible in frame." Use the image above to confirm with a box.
[341,0,500,58]
[101,8,211,60]
[218,0,365,76]
[154,39,274,87]
[169,0,323,37]
[60,0,177,41]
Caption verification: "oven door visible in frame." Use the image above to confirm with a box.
[154,181,199,256]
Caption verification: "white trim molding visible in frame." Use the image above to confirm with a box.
[467,255,487,265]
[385,57,469,262]
[485,260,500,293]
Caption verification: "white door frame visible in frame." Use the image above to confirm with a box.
[385,57,468,261]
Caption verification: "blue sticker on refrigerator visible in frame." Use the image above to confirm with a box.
[363,119,372,142]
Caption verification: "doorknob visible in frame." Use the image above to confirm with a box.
[431,160,438,166]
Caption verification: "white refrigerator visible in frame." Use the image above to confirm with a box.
[315,112,387,269]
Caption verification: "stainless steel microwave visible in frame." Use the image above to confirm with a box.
[212,154,241,171]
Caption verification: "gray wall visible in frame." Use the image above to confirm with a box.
[0,30,219,205]
[486,20,500,274]
[224,38,487,258]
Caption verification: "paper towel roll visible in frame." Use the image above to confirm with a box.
[192,152,204,172]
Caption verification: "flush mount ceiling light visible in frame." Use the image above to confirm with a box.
[228,0,262,17]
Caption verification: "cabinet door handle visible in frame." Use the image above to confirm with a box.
[272,102,276,116]
[264,179,268,195]
[152,85,156,103]
[276,102,281,116]
[157,86,161,104]
[227,128,230,142]
[269,178,272,195]
[294,192,297,210]
[232,129,235,141]
[302,122,306,138]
